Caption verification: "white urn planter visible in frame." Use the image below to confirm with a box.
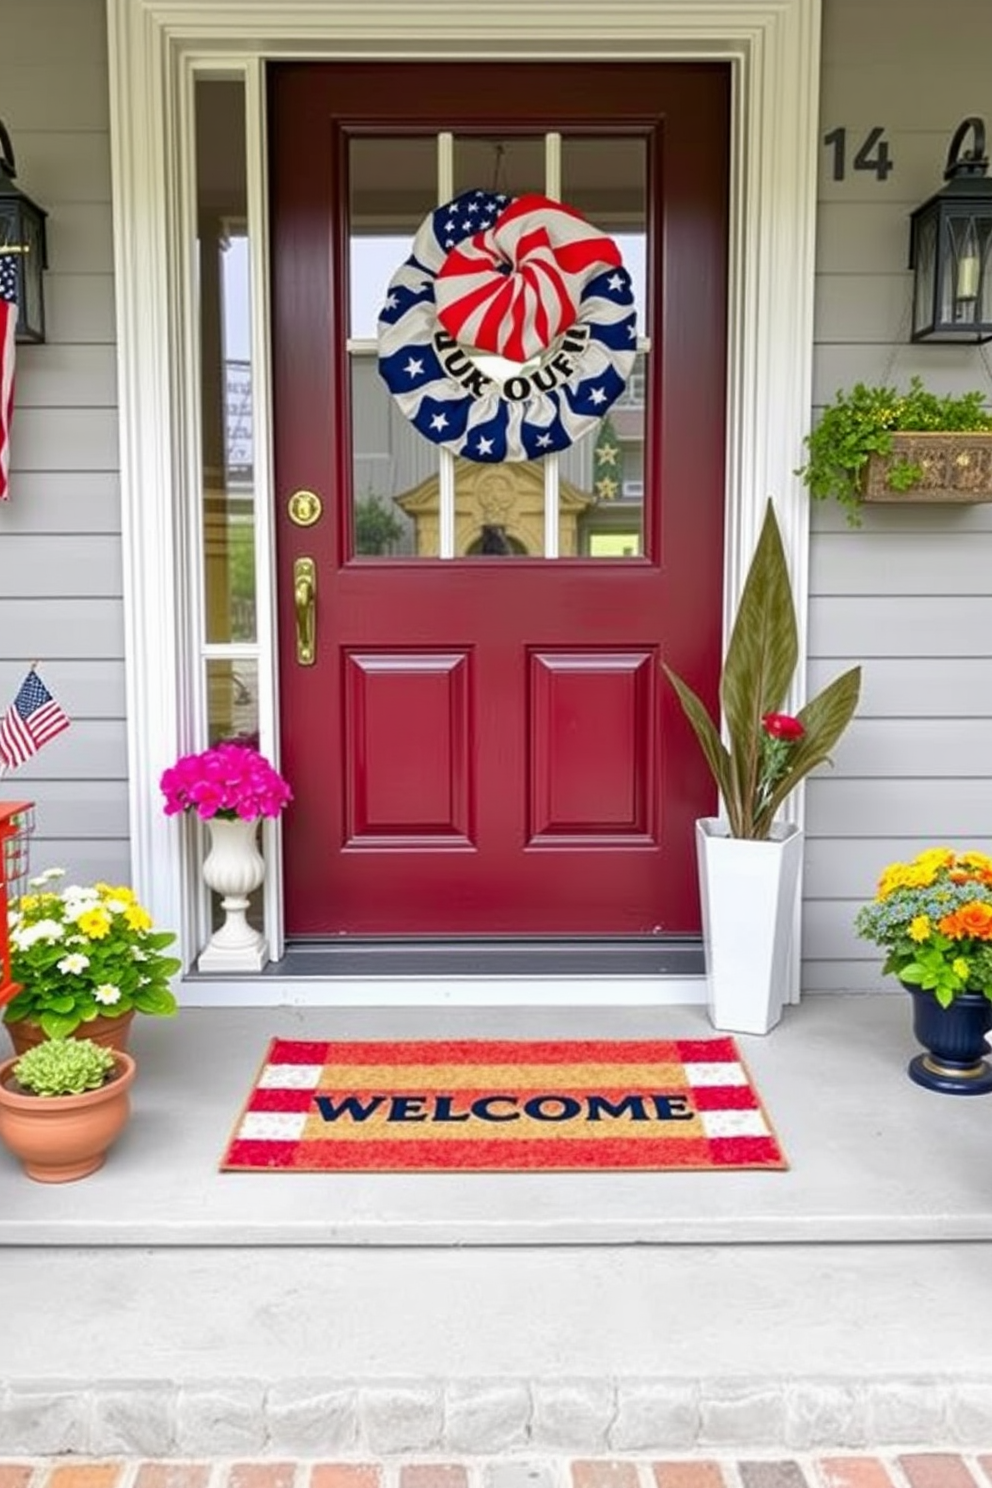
[695,816,804,1035]
[198,816,269,972]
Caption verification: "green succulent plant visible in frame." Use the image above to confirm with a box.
[797,376,992,525]
[662,499,862,840]
[11,1037,117,1098]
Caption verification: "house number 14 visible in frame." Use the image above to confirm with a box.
[823,126,894,182]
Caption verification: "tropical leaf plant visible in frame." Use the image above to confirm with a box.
[662,499,861,839]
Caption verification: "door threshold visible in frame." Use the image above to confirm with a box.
[262,936,704,979]
[180,938,708,1004]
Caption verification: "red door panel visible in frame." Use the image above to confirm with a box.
[344,650,472,844]
[529,651,654,841]
[270,62,729,938]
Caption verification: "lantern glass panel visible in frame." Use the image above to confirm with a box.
[20,208,44,341]
[913,212,937,338]
[0,197,45,342]
[942,214,985,329]
[979,222,992,324]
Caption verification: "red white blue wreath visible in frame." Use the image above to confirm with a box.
[377,190,637,463]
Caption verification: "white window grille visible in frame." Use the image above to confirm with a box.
[2,807,35,904]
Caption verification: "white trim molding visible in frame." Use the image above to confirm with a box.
[105,0,822,984]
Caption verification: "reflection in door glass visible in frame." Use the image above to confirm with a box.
[561,136,648,322]
[560,137,648,557]
[349,137,440,558]
[454,461,544,556]
[348,136,436,340]
[559,353,646,557]
[350,359,431,556]
[453,137,545,201]
[206,659,259,747]
[195,78,261,632]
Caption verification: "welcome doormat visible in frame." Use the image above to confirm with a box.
[221,1037,787,1173]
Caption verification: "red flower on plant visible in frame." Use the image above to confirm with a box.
[160,742,292,821]
[761,712,805,741]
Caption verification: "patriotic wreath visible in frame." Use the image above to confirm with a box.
[377,190,637,463]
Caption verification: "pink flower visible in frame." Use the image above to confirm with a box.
[761,712,805,742]
[160,743,292,820]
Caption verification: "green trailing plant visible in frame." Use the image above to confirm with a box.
[797,376,992,525]
[12,1037,117,1098]
[662,499,862,840]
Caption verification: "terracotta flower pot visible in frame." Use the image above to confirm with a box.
[0,1050,136,1183]
[3,1008,136,1057]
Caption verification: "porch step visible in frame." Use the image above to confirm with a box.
[4,995,992,1456]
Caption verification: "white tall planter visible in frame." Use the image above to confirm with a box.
[695,816,804,1035]
[198,816,269,972]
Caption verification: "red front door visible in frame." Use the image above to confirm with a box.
[270,62,729,937]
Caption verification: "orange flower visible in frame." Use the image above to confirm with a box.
[939,901,992,940]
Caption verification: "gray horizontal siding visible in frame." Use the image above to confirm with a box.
[828,720,992,777]
[0,536,122,595]
[811,530,992,593]
[10,660,127,718]
[0,0,127,904]
[16,346,118,408]
[807,0,992,990]
[0,6,155,909]
[809,657,992,718]
[28,780,130,838]
[42,275,116,344]
[2,721,127,781]
[814,341,992,406]
[0,601,123,657]
[19,838,131,888]
[803,962,897,994]
[804,837,992,899]
[821,0,992,71]
[807,777,992,838]
[0,474,121,533]
[8,408,119,470]
[810,597,992,656]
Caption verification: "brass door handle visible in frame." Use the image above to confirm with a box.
[294,557,316,665]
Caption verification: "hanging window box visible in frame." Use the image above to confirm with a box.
[862,432,992,504]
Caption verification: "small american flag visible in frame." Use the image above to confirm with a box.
[0,668,70,770]
[0,247,16,503]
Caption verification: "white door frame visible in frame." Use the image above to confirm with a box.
[105,0,822,986]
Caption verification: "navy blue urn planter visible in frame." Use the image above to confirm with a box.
[904,985,992,1094]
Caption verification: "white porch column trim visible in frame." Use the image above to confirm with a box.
[106,0,822,978]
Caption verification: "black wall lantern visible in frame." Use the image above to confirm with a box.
[909,117,992,343]
[0,118,48,344]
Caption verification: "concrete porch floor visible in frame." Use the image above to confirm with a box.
[4,991,992,1457]
[4,990,991,1248]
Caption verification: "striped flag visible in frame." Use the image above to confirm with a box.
[0,248,16,503]
[0,668,70,770]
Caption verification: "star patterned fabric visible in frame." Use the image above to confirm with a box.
[0,248,17,502]
[377,189,637,463]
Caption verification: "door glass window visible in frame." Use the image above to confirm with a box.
[347,130,649,561]
[560,137,647,555]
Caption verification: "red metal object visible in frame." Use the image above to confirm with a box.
[271,62,729,936]
[0,801,31,1006]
